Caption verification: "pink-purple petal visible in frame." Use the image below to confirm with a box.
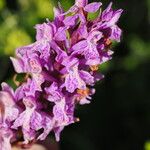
[84,2,102,13]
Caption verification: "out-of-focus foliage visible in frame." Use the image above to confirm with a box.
[0,0,150,150]
[145,141,150,150]
[5,28,31,55]
[0,0,5,11]
[123,36,150,70]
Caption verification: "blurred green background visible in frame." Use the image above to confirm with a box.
[0,0,150,150]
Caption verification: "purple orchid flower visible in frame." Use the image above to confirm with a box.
[45,82,63,102]
[0,83,19,150]
[0,129,13,150]
[11,97,39,144]
[72,30,103,65]
[66,0,102,14]
[0,0,123,148]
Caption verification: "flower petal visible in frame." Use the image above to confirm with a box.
[55,27,68,41]
[10,57,24,73]
[110,25,122,42]
[72,40,88,54]
[35,23,53,41]
[84,2,102,13]
[75,0,88,7]
[63,15,78,27]
[79,70,94,85]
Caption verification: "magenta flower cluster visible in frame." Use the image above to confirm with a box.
[0,0,122,149]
